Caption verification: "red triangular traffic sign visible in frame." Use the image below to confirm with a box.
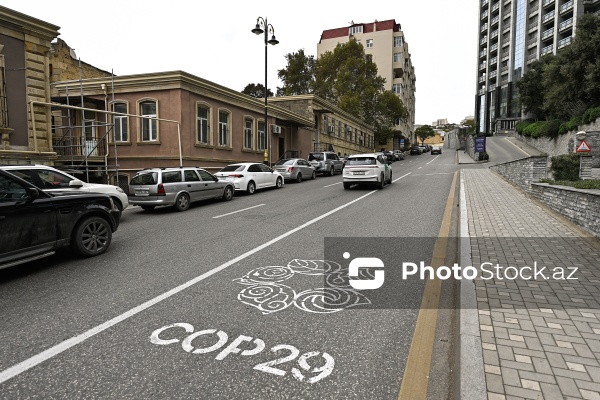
[576,140,591,152]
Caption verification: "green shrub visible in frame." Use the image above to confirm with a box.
[539,119,562,138]
[540,179,600,190]
[516,120,532,135]
[523,121,545,138]
[559,116,581,135]
[550,153,581,181]
[582,106,600,125]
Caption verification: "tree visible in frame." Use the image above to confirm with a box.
[517,58,547,120]
[372,90,408,144]
[415,125,435,144]
[276,49,315,96]
[241,83,273,98]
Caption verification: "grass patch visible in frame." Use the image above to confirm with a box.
[539,179,600,190]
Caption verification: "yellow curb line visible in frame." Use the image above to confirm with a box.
[398,171,458,400]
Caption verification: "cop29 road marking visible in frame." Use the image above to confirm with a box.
[323,182,342,188]
[212,204,265,219]
[0,175,411,385]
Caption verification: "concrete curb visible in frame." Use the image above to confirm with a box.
[458,170,487,399]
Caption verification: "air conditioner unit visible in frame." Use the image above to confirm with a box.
[347,127,353,132]
[272,125,281,134]
[328,126,335,133]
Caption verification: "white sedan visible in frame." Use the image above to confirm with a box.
[215,163,284,194]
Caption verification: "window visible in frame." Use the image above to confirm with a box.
[197,104,210,144]
[197,169,216,181]
[162,171,182,183]
[184,170,200,182]
[392,84,402,95]
[349,26,363,35]
[394,36,403,47]
[140,100,157,141]
[244,117,253,149]
[218,110,230,147]
[324,115,328,134]
[338,121,342,138]
[112,102,128,142]
[258,120,266,151]
[366,39,373,48]
[393,53,402,63]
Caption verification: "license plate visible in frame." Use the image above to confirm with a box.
[354,171,365,175]
[135,190,149,196]
[226,176,235,181]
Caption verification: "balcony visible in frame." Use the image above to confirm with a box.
[504,9,512,18]
[527,36,538,47]
[501,51,510,60]
[492,2,500,12]
[480,49,487,58]
[502,39,511,47]
[489,70,498,79]
[541,44,553,55]
[482,0,489,6]
[558,36,572,49]
[481,36,488,45]
[542,27,554,40]
[481,23,489,33]
[542,0,554,7]
[528,24,539,33]
[479,75,486,83]
[491,30,499,39]
[501,66,509,74]
[480,62,487,70]
[490,56,498,65]
[481,10,489,19]
[559,17,573,31]
[543,11,555,23]
[560,0,574,13]
[53,136,108,159]
[490,43,499,52]
[529,5,539,17]
[527,53,538,62]
[479,88,486,95]
[491,15,500,26]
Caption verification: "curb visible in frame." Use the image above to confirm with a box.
[458,170,487,399]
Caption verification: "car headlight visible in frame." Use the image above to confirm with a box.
[116,187,125,193]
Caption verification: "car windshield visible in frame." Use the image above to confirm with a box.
[347,157,376,165]
[308,153,323,161]
[274,160,294,166]
[220,165,245,172]
[130,172,158,185]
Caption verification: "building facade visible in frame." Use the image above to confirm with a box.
[0,5,59,165]
[317,19,416,149]
[475,0,600,135]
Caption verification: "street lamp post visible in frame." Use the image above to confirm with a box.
[252,17,278,167]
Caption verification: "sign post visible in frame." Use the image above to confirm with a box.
[475,136,486,153]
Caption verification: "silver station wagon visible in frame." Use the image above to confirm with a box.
[128,167,234,212]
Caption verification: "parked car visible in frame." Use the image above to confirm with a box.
[392,150,405,161]
[0,164,129,214]
[431,146,443,155]
[129,167,234,211]
[382,151,396,163]
[273,158,316,183]
[307,152,344,176]
[214,163,283,194]
[342,153,393,190]
[0,169,120,269]
[410,146,422,155]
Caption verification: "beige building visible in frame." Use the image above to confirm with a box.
[0,5,59,164]
[317,19,416,149]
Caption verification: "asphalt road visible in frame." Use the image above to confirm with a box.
[485,135,531,166]
[0,150,460,399]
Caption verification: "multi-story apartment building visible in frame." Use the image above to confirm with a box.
[317,19,416,149]
[475,0,600,135]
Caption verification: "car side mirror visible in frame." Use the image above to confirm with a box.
[26,187,40,201]
[69,179,84,188]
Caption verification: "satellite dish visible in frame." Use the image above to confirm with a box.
[69,48,77,59]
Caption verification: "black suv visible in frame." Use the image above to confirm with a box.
[0,170,120,270]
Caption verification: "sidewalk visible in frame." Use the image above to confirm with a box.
[461,168,600,400]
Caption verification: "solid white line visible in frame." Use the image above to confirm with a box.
[392,172,412,183]
[426,155,441,165]
[411,172,455,176]
[323,182,342,188]
[0,187,387,385]
[212,204,265,219]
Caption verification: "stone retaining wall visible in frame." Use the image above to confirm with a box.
[490,156,548,192]
[531,183,600,238]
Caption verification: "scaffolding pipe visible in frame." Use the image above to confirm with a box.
[29,101,183,168]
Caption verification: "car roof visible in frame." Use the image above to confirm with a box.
[348,153,379,158]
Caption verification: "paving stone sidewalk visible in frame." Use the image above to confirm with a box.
[463,168,600,400]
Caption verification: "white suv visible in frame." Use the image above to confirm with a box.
[1,165,129,213]
[342,153,393,190]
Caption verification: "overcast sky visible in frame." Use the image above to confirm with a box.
[3,1,478,125]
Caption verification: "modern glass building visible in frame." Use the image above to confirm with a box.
[475,0,600,135]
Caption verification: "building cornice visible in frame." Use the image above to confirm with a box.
[0,5,60,42]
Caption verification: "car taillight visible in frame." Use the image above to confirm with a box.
[288,167,294,172]
[231,174,244,178]
[157,184,166,196]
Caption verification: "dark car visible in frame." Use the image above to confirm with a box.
[0,169,120,270]
[410,146,422,155]
[382,151,396,163]
[431,146,443,155]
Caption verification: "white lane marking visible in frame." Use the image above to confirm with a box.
[426,155,441,165]
[323,182,342,188]
[0,186,391,384]
[392,172,412,183]
[411,173,455,176]
[418,167,422,169]
[212,204,265,219]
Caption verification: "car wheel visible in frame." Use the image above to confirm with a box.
[387,172,393,184]
[329,166,335,176]
[141,205,155,211]
[247,181,256,194]
[113,198,123,212]
[174,193,190,211]
[343,182,351,190]
[222,185,234,201]
[311,171,316,180]
[296,173,303,183]
[70,216,112,257]
[276,177,283,188]
[378,174,385,190]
